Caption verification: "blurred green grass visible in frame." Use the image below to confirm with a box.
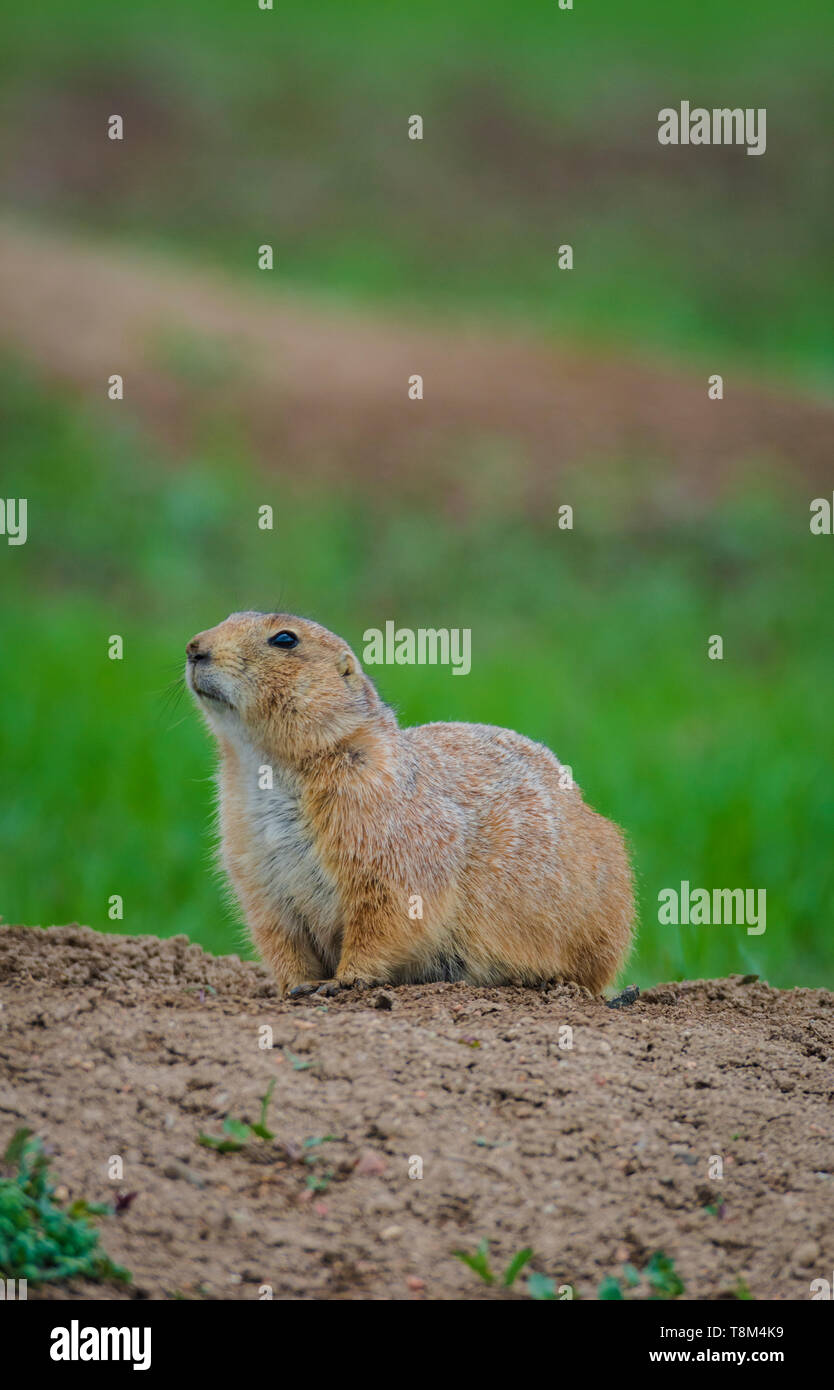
[1,0,832,385]
[1,365,832,987]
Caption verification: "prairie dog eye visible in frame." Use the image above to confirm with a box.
[268,630,299,649]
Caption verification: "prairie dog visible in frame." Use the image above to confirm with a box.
[186,612,634,997]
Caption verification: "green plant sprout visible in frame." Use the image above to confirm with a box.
[0,1129,130,1286]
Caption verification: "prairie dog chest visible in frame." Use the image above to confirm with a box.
[225,749,343,947]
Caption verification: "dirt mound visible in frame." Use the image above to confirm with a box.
[1,924,831,1301]
[1,221,832,517]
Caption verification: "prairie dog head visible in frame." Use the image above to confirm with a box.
[185,611,377,761]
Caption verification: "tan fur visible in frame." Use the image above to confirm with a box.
[185,612,634,997]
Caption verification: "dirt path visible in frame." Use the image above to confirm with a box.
[1,924,831,1301]
[1,220,832,514]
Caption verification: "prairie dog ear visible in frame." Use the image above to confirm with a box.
[337,649,361,678]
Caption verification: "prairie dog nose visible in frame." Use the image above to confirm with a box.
[186,638,210,662]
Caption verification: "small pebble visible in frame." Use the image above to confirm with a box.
[355,1150,387,1177]
[793,1241,819,1267]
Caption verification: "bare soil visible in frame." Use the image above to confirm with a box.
[1,924,831,1301]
